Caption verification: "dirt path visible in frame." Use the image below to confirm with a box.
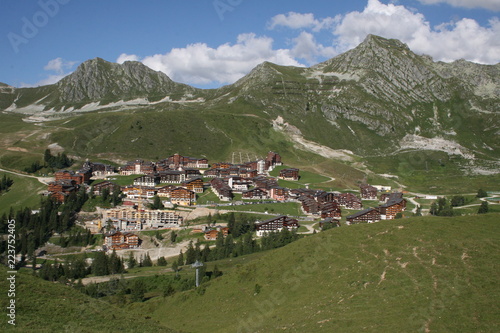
[80,267,173,285]
[0,167,54,185]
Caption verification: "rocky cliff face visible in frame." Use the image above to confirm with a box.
[57,58,197,103]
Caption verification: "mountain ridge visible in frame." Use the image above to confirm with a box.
[0,34,498,178]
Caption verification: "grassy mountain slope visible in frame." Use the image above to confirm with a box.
[140,214,500,333]
[0,267,176,332]
[0,35,498,194]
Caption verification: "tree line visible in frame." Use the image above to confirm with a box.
[174,222,301,271]
[0,185,89,266]
[430,190,490,216]
[38,250,125,282]
[0,174,14,193]
[23,149,74,174]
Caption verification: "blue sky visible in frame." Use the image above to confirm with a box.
[1,0,499,88]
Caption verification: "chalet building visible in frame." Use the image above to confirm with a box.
[255,215,299,237]
[48,179,78,202]
[359,184,378,200]
[104,207,183,229]
[121,186,156,199]
[335,193,363,210]
[241,169,258,178]
[120,159,155,175]
[203,168,220,178]
[255,159,266,175]
[265,151,282,171]
[211,162,233,170]
[289,188,318,201]
[183,168,202,179]
[156,184,195,204]
[227,177,252,192]
[92,181,117,195]
[380,193,391,202]
[204,227,229,240]
[380,192,403,203]
[346,208,381,224]
[242,188,269,200]
[210,178,233,201]
[133,174,159,187]
[319,217,341,229]
[373,185,392,192]
[279,168,300,181]
[204,166,258,179]
[156,185,177,197]
[252,176,279,190]
[298,195,321,215]
[82,161,115,176]
[315,191,337,204]
[269,186,288,201]
[181,177,204,193]
[158,170,186,184]
[379,193,407,220]
[169,187,196,206]
[320,202,342,219]
[55,169,91,185]
[104,231,140,250]
[165,154,208,169]
[155,162,170,172]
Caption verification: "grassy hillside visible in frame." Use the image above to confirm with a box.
[0,173,46,215]
[0,267,176,332]
[139,214,500,333]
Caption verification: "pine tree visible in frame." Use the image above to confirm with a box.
[108,250,124,274]
[170,231,177,243]
[157,257,168,266]
[227,212,236,234]
[214,231,225,260]
[242,232,254,255]
[194,239,201,261]
[177,250,184,266]
[478,201,489,214]
[127,251,137,269]
[223,234,235,258]
[429,202,438,216]
[476,189,488,198]
[201,244,211,262]
[414,205,422,216]
[92,251,109,276]
[142,253,153,267]
[185,241,196,265]
[151,195,164,210]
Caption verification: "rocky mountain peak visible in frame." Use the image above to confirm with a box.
[56,57,186,103]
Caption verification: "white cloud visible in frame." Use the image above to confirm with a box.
[21,57,77,87]
[43,57,77,75]
[21,74,67,87]
[418,0,500,11]
[291,31,337,64]
[333,0,500,64]
[109,1,499,87]
[268,12,338,32]
[120,33,304,85]
[116,53,140,64]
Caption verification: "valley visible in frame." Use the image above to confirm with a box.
[0,34,499,333]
